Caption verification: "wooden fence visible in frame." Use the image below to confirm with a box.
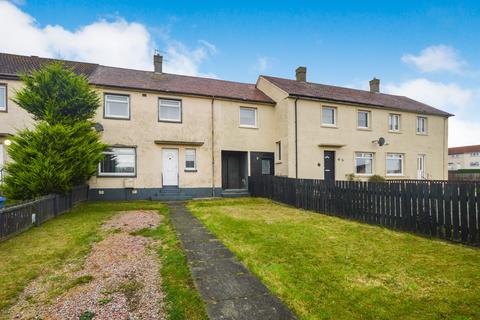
[0,185,89,241]
[249,176,479,246]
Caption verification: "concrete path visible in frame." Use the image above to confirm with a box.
[168,202,297,320]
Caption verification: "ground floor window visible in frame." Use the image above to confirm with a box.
[185,149,196,170]
[386,153,403,176]
[355,152,373,175]
[99,147,136,176]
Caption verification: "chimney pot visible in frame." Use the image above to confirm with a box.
[369,78,380,93]
[154,53,163,73]
[295,66,307,82]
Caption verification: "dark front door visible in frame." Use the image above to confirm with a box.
[222,151,248,189]
[324,151,335,181]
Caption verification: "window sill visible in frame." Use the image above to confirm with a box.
[239,125,258,129]
[388,130,402,134]
[357,127,371,131]
[386,174,404,178]
[103,116,130,120]
[416,132,428,136]
[355,173,373,177]
[159,119,182,124]
[184,169,197,172]
[97,175,137,178]
[275,161,282,164]
[321,124,338,129]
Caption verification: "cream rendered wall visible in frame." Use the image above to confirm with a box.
[256,77,291,176]
[88,87,214,190]
[294,98,448,180]
[449,152,480,170]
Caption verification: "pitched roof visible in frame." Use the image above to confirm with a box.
[0,52,98,78]
[448,145,480,155]
[261,75,452,117]
[89,66,274,104]
[0,52,274,104]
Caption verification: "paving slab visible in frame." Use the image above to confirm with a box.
[168,202,297,320]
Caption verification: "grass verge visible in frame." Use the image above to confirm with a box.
[187,197,480,320]
[0,201,206,320]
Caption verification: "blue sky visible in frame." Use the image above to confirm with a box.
[1,0,479,146]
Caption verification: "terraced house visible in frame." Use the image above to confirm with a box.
[0,53,451,200]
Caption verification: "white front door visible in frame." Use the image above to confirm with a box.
[417,155,425,179]
[162,149,179,186]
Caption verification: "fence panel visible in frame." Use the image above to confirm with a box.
[250,176,479,246]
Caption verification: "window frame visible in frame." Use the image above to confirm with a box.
[158,98,183,123]
[185,148,197,171]
[0,83,7,112]
[386,153,404,176]
[239,106,258,128]
[471,152,480,157]
[470,161,480,167]
[388,113,401,132]
[416,116,428,134]
[98,147,137,177]
[321,106,337,126]
[103,93,130,120]
[357,110,370,129]
[276,141,282,161]
[354,152,374,176]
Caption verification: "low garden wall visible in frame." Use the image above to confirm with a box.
[0,185,89,241]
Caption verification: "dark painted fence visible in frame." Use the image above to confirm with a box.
[0,185,89,241]
[250,176,479,246]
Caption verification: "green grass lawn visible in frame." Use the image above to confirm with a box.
[0,201,207,320]
[187,197,480,320]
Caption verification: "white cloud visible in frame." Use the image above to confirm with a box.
[251,56,270,73]
[0,1,216,76]
[448,118,480,147]
[384,78,474,111]
[401,45,466,73]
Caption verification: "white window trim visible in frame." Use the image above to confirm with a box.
[386,153,404,176]
[388,114,401,132]
[185,148,197,171]
[357,110,370,129]
[239,107,258,128]
[354,152,374,176]
[159,99,182,123]
[98,147,136,177]
[321,106,337,126]
[416,116,428,134]
[104,94,130,119]
[0,84,7,112]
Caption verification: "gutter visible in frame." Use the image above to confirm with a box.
[211,97,216,197]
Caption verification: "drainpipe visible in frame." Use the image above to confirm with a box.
[211,97,216,196]
[294,97,299,178]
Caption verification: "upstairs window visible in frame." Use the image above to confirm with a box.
[322,106,336,126]
[159,99,182,122]
[357,110,370,129]
[416,116,427,134]
[104,94,130,119]
[388,114,400,132]
[355,152,374,175]
[185,149,196,170]
[471,152,480,157]
[0,84,7,111]
[99,147,136,176]
[239,107,257,127]
[386,153,404,176]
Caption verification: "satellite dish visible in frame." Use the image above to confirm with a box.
[378,137,385,146]
[94,122,104,132]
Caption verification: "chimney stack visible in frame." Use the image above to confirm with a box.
[295,66,307,82]
[369,78,380,93]
[154,53,163,73]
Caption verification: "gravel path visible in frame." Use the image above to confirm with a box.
[9,210,165,320]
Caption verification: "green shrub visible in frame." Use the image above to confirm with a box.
[368,174,386,182]
[3,122,105,200]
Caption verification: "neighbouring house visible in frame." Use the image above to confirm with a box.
[0,52,451,200]
[448,145,480,171]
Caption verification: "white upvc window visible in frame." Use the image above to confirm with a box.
[355,152,374,175]
[386,153,404,176]
[159,99,182,122]
[322,106,336,126]
[0,84,7,111]
[185,149,196,171]
[416,116,427,134]
[104,94,130,119]
[239,107,257,128]
[388,114,400,132]
[99,147,136,176]
[357,110,370,129]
